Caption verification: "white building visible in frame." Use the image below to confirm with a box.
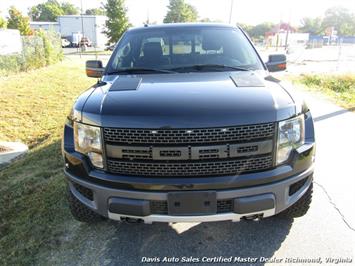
[267,33,310,47]
[30,21,60,32]
[57,15,108,48]
[29,15,108,48]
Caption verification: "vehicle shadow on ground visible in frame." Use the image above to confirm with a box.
[313,107,355,122]
[103,216,294,266]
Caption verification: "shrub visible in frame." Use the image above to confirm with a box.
[20,35,46,71]
[298,74,355,109]
[300,75,355,93]
[301,75,322,87]
[0,55,21,75]
[0,30,63,75]
[36,29,63,65]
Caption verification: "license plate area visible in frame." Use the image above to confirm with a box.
[168,191,217,216]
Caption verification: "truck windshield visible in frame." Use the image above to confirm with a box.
[106,27,264,74]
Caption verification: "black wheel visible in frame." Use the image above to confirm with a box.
[279,183,313,218]
[67,187,103,223]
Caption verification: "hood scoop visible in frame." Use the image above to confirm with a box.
[109,77,142,91]
[230,72,265,87]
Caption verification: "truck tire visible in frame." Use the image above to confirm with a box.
[279,183,313,218]
[67,187,103,223]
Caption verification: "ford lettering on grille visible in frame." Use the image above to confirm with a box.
[106,140,273,161]
[103,124,276,176]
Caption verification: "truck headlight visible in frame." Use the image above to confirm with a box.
[277,115,305,164]
[74,122,103,168]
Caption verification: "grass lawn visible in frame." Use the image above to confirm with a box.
[293,74,355,111]
[0,58,94,265]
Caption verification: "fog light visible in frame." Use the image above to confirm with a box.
[88,152,103,168]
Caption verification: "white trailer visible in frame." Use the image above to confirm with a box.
[57,15,108,48]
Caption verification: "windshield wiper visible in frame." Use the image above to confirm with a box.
[106,67,176,75]
[169,64,250,72]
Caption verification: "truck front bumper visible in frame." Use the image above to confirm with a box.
[65,165,313,223]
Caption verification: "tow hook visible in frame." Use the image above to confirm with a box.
[242,214,264,221]
[120,217,144,224]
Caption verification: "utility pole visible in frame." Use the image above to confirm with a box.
[229,0,234,24]
[80,0,85,54]
[276,17,281,51]
[146,7,150,25]
[285,25,289,51]
[284,8,291,52]
[80,0,85,38]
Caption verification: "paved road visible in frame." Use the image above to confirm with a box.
[295,86,355,230]
[259,45,355,74]
[36,86,355,265]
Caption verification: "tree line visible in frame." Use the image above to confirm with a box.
[0,0,201,42]
[0,0,106,35]
[1,0,354,45]
[28,0,105,21]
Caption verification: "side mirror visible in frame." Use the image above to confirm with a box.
[86,60,104,78]
[266,54,287,72]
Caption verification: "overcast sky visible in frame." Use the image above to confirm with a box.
[1,0,354,26]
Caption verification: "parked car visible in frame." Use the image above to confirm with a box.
[105,44,116,51]
[79,37,92,47]
[61,38,71,48]
[63,23,315,224]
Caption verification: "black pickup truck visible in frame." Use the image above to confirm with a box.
[62,23,315,223]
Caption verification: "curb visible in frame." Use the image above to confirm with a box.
[0,142,28,168]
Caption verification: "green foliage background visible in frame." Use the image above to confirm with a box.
[297,75,355,109]
[164,0,198,23]
[7,6,32,36]
[29,0,79,22]
[104,0,130,44]
[0,30,63,76]
[0,16,7,29]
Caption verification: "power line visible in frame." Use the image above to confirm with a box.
[229,0,234,24]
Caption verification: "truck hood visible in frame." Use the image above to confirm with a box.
[79,71,297,128]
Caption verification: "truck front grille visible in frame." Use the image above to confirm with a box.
[106,155,273,177]
[103,123,275,144]
[103,123,275,177]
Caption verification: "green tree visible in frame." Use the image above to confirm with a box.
[163,0,198,23]
[29,0,79,22]
[299,17,323,35]
[29,0,63,21]
[200,18,222,23]
[0,15,7,29]
[200,18,212,22]
[248,22,274,39]
[85,8,106,16]
[322,6,355,36]
[7,6,32,35]
[61,2,79,15]
[104,0,130,44]
[237,23,253,35]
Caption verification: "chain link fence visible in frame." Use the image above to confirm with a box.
[0,30,63,76]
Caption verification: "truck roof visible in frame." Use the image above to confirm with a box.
[127,23,237,33]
